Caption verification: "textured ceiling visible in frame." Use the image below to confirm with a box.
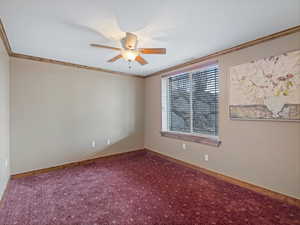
[0,0,299,76]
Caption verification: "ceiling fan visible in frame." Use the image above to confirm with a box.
[90,32,166,65]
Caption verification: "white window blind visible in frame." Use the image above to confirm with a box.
[162,64,219,137]
[168,73,191,133]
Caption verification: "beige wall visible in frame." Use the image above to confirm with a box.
[10,58,144,174]
[145,32,300,199]
[7,31,300,199]
[0,41,10,199]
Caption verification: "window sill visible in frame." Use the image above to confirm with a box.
[160,131,221,147]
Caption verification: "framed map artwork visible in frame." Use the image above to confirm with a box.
[229,50,300,121]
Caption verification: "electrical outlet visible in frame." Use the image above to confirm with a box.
[91,140,96,148]
[182,143,186,150]
[5,159,8,168]
[204,154,208,161]
[107,138,111,145]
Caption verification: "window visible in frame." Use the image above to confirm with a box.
[161,63,220,146]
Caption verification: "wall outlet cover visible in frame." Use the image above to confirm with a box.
[204,154,209,161]
[91,140,96,148]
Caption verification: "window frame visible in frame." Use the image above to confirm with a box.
[161,63,221,147]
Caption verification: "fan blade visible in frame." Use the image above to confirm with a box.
[139,48,166,54]
[90,44,121,51]
[135,56,148,65]
[108,54,122,62]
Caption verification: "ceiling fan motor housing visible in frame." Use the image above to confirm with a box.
[122,32,138,50]
[90,32,166,65]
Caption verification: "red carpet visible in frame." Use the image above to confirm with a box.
[0,150,299,225]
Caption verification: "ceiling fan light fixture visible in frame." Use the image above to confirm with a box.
[121,49,139,61]
[90,32,166,66]
[122,32,138,50]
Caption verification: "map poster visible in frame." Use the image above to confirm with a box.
[229,50,300,121]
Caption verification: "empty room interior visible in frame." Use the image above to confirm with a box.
[0,1,300,224]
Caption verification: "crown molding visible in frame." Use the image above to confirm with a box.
[146,25,300,77]
[0,19,13,56]
[10,53,143,77]
[2,17,300,79]
[0,18,143,78]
